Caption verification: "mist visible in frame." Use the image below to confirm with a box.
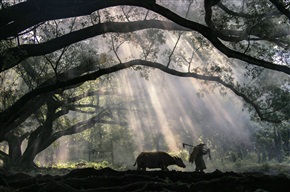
[33,67,258,173]
[25,4,288,173]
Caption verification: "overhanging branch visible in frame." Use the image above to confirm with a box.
[0,20,188,72]
[1,2,289,75]
[0,60,283,134]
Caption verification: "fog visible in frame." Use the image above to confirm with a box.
[117,69,253,166]
[32,26,259,173]
[33,67,257,172]
[23,4,288,172]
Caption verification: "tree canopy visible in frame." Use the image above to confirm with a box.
[0,0,290,168]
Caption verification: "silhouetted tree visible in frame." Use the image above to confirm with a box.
[1,0,289,168]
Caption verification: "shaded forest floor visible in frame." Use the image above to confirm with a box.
[1,167,290,192]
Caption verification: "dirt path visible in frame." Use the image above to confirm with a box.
[1,167,289,192]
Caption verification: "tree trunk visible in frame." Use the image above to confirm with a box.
[4,134,38,170]
[7,135,22,166]
[286,128,290,156]
[273,126,283,162]
[111,141,114,164]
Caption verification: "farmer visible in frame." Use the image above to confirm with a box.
[189,143,210,172]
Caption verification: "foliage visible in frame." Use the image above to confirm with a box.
[33,155,290,176]
[0,0,290,170]
[206,153,290,176]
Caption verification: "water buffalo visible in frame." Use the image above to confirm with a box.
[133,151,186,171]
